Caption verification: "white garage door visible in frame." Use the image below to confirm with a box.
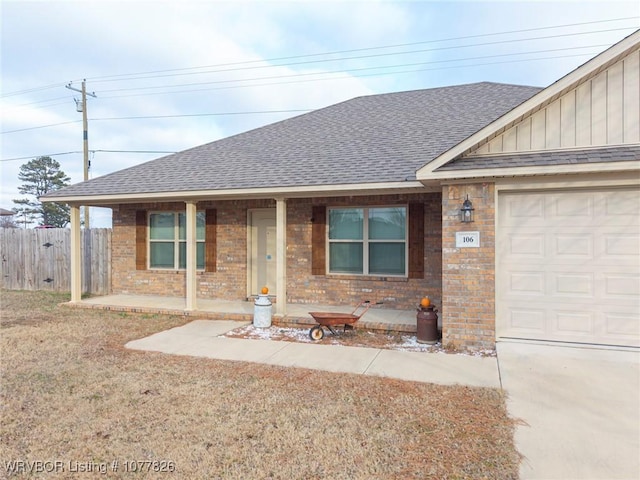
[497,188,640,347]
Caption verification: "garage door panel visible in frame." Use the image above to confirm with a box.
[507,308,546,333]
[550,311,637,343]
[604,273,640,297]
[555,234,592,257]
[603,234,639,256]
[553,311,595,335]
[502,196,545,227]
[497,188,640,347]
[507,233,545,256]
[508,271,545,295]
[603,190,640,217]
[605,313,640,337]
[553,272,593,297]
[550,193,595,221]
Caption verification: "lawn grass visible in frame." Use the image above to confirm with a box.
[0,290,520,479]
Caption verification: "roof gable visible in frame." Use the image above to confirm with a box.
[417,29,640,180]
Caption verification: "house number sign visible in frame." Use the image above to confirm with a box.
[456,231,480,248]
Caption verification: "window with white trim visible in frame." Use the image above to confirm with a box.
[149,212,205,269]
[328,206,407,276]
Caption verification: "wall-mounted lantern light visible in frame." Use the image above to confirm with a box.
[460,195,474,223]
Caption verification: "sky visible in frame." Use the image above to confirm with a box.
[1,0,638,228]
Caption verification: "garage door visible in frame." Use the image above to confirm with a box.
[497,188,640,347]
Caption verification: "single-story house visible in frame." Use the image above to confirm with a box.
[43,30,640,350]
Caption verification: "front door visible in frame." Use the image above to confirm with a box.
[249,209,277,296]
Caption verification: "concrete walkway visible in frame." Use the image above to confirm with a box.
[125,320,640,479]
[125,319,499,388]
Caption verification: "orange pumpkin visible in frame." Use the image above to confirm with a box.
[420,297,431,307]
[261,286,269,295]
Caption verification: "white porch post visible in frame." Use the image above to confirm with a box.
[185,201,197,311]
[69,205,82,303]
[275,198,287,316]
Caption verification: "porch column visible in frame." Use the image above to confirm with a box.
[275,198,287,316]
[69,204,82,303]
[185,201,197,311]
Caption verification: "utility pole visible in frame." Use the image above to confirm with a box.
[66,80,97,228]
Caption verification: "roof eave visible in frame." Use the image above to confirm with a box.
[424,160,640,181]
[41,180,433,206]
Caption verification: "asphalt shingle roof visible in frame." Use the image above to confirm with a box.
[45,82,542,199]
[437,144,640,170]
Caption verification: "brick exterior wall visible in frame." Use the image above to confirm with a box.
[112,199,273,299]
[110,193,442,312]
[441,183,496,350]
[287,193,442,309]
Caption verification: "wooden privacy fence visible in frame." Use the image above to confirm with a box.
[0,228,111,294]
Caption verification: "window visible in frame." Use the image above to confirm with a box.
[328,206,407,276]
[149,212,205,269]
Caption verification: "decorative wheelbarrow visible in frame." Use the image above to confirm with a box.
[308,301,377,340]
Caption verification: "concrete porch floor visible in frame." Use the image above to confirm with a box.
[76,294,419,333]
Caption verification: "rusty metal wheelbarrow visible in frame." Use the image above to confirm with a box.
[308,301,378,340]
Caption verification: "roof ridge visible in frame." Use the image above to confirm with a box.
[355,81,541,100]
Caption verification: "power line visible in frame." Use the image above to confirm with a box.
[82,17,638,84]
[0,83,66,98]
[0,149,178,163]
[100,51,599,100]
[0,151,82,162]
[91,149,177,154]
[1,109,314,135]
[97,44,608,95]
[92,26,636,88]
[0,50,599,135]
[3,96,72,109]
[91,109,312,121]
[1,25,634,132]
[4,25,632,114]
[2,17,636,99]
[5,43,602,111]
[1,120,81,135]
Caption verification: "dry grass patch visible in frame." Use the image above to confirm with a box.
[1,290,519,479]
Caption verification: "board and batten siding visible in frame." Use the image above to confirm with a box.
[474,49,640,155]
[0,228,111,294]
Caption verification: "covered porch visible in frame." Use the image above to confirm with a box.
[69,294,419,333]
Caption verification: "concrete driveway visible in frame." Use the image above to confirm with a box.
[497,342,640,480]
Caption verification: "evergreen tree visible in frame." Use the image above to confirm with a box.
[12,156,71,227]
